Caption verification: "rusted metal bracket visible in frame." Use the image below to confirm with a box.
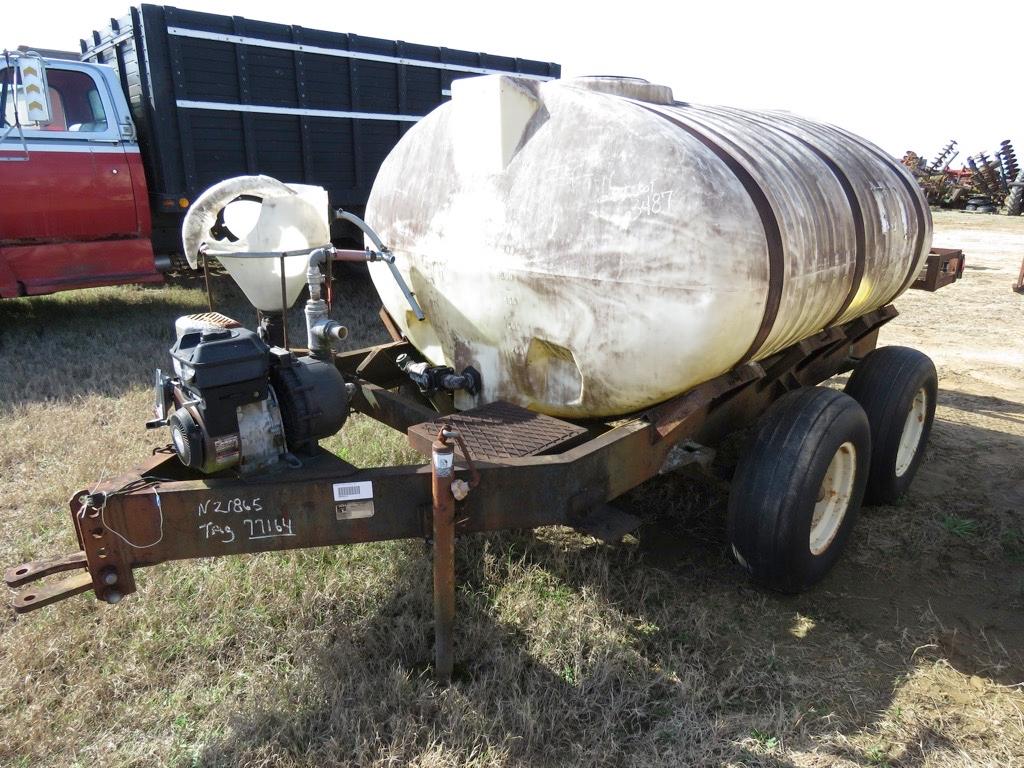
[378,306,405,343]
[5,551,93,613]
[350,381,437,434]
[650,362,764,443]
[5,551,86,587]
[334,339,415,385]
[9,571,93,614]
[912,248,964,292]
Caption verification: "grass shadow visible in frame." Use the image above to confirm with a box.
[0,276,389,407]
[194,524,816,767]
[187,377,1023,765]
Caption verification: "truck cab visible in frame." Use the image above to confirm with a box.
[0,52,161,297]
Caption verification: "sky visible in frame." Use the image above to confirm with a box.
[9,0,1023,163]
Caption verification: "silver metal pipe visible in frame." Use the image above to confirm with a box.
[335,209,387,253]
[304,247,346,358]
[335,209,425,320]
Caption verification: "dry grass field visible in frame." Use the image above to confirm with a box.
[0,210,1022,767]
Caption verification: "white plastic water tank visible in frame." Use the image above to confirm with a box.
[366,75,931,418]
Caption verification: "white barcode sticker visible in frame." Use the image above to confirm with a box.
[333,481,373,501]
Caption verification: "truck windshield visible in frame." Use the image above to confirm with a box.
[1,67,107,132]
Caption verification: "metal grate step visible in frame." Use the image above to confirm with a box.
[407,401,588,462]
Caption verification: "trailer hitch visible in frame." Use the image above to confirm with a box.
[5,551,92,613]
[4,421,484,685]
[5,479,152,613]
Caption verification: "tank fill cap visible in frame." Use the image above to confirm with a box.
[571,76,674,105]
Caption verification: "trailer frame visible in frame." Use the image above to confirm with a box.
[5,300,902,678]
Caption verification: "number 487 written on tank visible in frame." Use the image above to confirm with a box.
[633,185,674,216]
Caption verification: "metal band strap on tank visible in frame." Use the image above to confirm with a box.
[698,106,868,330]
[782,133,867,327]
[885,164,931,301]
[638,104,784,364]
[833,128,930,305]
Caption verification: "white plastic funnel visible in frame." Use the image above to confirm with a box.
[184,179,330,311]
[218,250,310,312]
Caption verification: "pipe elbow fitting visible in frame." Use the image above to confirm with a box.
[318,319,348,342]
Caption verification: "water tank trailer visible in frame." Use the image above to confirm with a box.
[5,76,964,681]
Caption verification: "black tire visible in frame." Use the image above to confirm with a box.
[844,346,937,506]
[728,387,870,594]
[1007,177,1024,216]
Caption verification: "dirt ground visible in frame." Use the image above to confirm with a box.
[809,212,1024,685]
[0,210,1021,767]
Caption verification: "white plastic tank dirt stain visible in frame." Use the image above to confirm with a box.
[366,75,932,418]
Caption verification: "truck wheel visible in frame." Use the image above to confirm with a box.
[844,346,937,505]
[727,387,870,593]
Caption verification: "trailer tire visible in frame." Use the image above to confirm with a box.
[844,346,937,505]
[728,387,870,594]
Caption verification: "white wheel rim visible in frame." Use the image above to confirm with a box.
[895,387,928,478]
[810,441,857,556]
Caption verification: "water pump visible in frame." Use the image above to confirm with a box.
[161,177,427,474]
[149,313,349,474]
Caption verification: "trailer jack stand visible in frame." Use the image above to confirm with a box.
[430,425,480,683]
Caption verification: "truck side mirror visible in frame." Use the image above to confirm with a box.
[2,51,52,160]
[16,54,52,126]
[2,51,52,131]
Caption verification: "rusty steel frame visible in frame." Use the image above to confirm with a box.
[911,248,965,292]
[6,305,898,674]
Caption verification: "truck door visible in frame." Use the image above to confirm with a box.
[0,63,140,244]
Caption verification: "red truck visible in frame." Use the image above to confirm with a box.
[0,5,559,298]
[1,50,162,296]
